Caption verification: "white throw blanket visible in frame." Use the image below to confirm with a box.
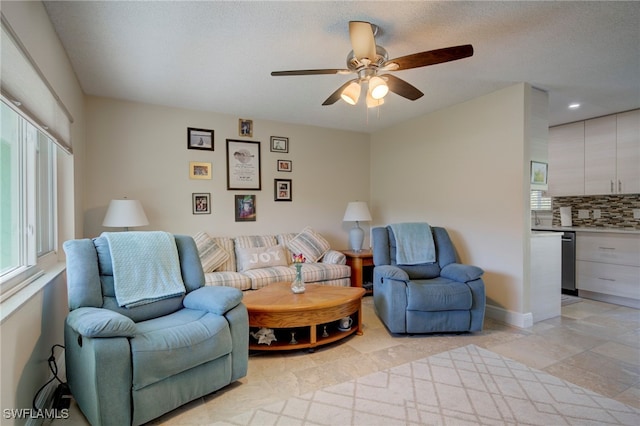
[389,222,436,265]
[104,231,186,308]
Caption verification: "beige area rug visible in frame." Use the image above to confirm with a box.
[216,344,639,425]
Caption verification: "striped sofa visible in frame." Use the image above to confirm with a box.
[193,229,351,291]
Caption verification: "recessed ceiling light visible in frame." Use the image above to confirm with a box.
[568,103,581,109]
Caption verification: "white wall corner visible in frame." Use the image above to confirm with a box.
[485,303,534,329]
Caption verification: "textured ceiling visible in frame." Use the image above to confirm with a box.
[43,1,640,133]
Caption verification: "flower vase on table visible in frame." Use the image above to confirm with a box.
[291,254,306,294]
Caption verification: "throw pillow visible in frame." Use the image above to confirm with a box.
[193,232,230,273]
[287,227,331,263]
[236,245,288,272]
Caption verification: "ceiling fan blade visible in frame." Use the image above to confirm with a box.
[349,21,376,60]
[271,69,349,76]
[384,44,473,71]
[322,79,356,105]
[382,74,424,101]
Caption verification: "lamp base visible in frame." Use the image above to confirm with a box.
[349,222,365,252]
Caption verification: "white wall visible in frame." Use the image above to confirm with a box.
[0,0,85,422]
[84,96,371,248]
[370,83,533,325]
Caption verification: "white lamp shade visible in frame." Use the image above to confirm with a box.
[103,199,149,228]
[341,82,361,105]
[366,90,385,108]
[369,76,389,100]
[343,201,372,222]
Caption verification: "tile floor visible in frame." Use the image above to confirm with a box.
[58,296,639,425]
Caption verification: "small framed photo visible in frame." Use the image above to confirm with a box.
[192,193,211,214]
[274,179,292,202]
[277,159,292,172]
[530,161,548,185]
[187,127,213,151]
[270,136,288,153]
[235,194,256,221]
[189,161,212,179]
[239,119,253,138]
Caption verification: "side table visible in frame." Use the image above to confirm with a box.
[341,249,374,295]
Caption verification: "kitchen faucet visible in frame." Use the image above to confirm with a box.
[533,210,541,226]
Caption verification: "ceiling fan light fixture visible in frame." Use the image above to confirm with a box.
[341,81,361,105]
[366,90,385,108]
[369,76,389,99]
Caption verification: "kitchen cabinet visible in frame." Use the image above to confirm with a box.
[584,115,617,194]
[548,109,640,196]
[576,232,640,308]
[616,109,640,194]
[548,121,585,196]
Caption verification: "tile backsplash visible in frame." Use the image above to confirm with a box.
[552,194,640,229]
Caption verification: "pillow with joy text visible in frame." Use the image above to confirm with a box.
[235,245,289,272]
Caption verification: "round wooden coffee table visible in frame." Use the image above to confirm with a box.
[243,282,365,351]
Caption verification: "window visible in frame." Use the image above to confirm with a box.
[0,98,57,299]
[530,189,551,211]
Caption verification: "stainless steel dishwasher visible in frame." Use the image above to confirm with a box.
[561,232,577,295]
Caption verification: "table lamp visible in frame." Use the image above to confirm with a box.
[103,199,149,231]
[343,201,372,251]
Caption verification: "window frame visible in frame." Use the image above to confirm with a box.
[0,97,58,301]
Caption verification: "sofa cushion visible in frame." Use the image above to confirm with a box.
[286,227,330,262]
[211,237,236,272]
[406,279,472,311]
[234,235,277,249]
[242,266,296,290]
[131,308,232,390]
[194,232,230,273]
[235,245,288,272]
[298,263,351,283]
[321,250,347,265]
[204,271,251,291]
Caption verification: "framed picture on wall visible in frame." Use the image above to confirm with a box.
[270,136,288,153]
[226,139,261,190]
[277,159,292,172]
[187,127,214,151]
[530,161,548,185]
[192,193,211,214]
[189,161,212,179]
[274,179,292,201]
[239,119,253,138]
[235,194,256,221]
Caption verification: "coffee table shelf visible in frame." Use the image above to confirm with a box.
[243,282,365,351]
[249,321,359,351]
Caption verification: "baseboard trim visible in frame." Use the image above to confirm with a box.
[486,304,533,329]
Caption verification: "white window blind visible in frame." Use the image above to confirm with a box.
[530,189,552,211]
[0,14,73,154]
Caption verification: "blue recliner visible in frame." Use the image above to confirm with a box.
[372,224,485,334]
[63,233,248,426]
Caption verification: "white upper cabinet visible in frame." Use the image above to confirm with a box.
[616,109,640,194]
[585,115,617,195]
[549,109,640,196]
[548,121,585,196]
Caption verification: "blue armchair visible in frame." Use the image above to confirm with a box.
[372,224,485,334]
[63,233,248,426]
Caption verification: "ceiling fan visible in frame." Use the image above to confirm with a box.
[271,21,474,108]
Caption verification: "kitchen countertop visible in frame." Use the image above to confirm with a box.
[532,226,640,235]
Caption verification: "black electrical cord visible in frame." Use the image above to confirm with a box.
[32,344,66,410]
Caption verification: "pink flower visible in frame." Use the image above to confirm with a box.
[292,253,306,263]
